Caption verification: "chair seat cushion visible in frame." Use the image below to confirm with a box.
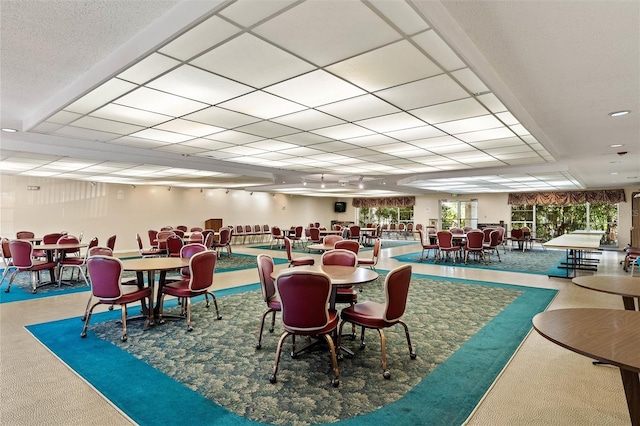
[29,260,58,271]
[162,280,208,298]
[267,295,281,311]
[335,287,357,304]
[357,258,374,265]
[291,257,314,266]
[100,286,152,305]
[340,301,390,328]
[60,257,84,266]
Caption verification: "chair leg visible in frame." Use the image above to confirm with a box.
[270,331,290,383]
[256,308,274,349]
[206,291,222,320]
[322,333,340,387]
[185,298,193,332]
[376,328,390,379]
[81,301,100,338]
[81,294,93,321]
[399,320,417,360]
[121,304,129,341]
[5,270,18,293]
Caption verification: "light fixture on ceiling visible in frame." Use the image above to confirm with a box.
[1,128,18,133]
[610,144,624,148]
[131,184,136,189]
[167,186,172,191]
[250,192,254,195]
[358,176,364,189]
[225,189,229,194]
[89,181,96,187]
[321,175,325,189]
[302,179,307,186]
[609,110,630,117]
[200,188,203,193]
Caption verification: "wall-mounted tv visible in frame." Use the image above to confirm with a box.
[334,202,347,213]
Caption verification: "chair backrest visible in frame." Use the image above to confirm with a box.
[450,228,464,235]
[323,235,343,246]
[511,229,523,239]
[9,240,34,268]
[294,226,303,238]
[86,255,124,300]
[89,246,113,257]
[489,229,501,247]
[190,227,203,232]
[245,224,253,234]
[235,225,245,235]
[415,223,423,231]
[16,231,35,239]
[263,224,270,234]
[254,224,262,234]
[256,254,276,303]
[271,226,281,237]
[419,229,432,247]
[148,230,158,245]
[1,237,12,265]
[384,264,412,322]
[203,232,214,249]
[43,233,64,244]
[161,226,174,231]
[334,239,360,254]
[176,225,188,232]
[496,227,506,242]
[166,235,183,255]
[309,227,320,241]
[189,232,204,244]
[276,269,332,333]
[106,235,117,250]
[173,229,185,238]
[463,226,473,233]
[136,233,144,251]
[321,249,357,267]
[521,226,531,237]
[57,235,80,256]
[87,236,99,250]
[398,223,406,231]
[218,227,231,244]
[372,238,382,258]
[187,250,217,292]
[465,230,484,249]
[436,231,454,249]
[406,223,413,231]
[180,243,207,276]
[349,225,360,238]
[284,237,295,261]
[482,228,494,243]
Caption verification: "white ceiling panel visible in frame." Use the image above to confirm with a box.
[265,70,366,107]
[271,109,345,131]
[218,91,306,119]
[410,98,487,124]
[115,87,208,116]
[412,29,466,71]
[63,78,137,114]
[117,53,180,85]
[316,94,400,122]
[154,119,225,137]
[129,128,194,143]
[90,104,172,127]
[375,74,469,110]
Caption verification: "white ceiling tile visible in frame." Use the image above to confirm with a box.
[306,141,356,152]
[253,151,295,161]
[218,0,297,27]
[271,109,345,131]
[156,144,209,155]
[372,143,420,154]
[191,33,314,88]
[469,137,526,149]
[385,125,446,141]
[117,53,180,84]
[181,138,233,151]
[376,74,468,110]
[220,145,267,156]
[115,87,208,116]
[327,40,441,91]
[108,136,170,148]
[412,30,466,71]
[218,91,306,119]
[355,112,425,133]
[47,110,83,125]
[204,130,264,144]
[410,97,486,124]
[147,65,253,104]
[456,127,515,143]
[130,128,194,143]
[70,116,143,135]
[368,0,430,35]
[410,135,465,149]
[495,111,519,126]
[252,0,400,66]
[344,134,399,147]
[52,126,120,141]
[158,15,240,61]
[278,146,325,157]
[510,124,531,136]
[311,123,375,140]
[276,132,332,146]
[265,70,365,107]
[154,119,224,137]
[31,122,64,133]
[450,68,490,95]
[235,121,300,138]
[65,78,137,114]
[182,106,260,128]
[436,115,504,134]
[476,93,508,113]
[317,94,400,122]
[90,104,172,127]
[245,140,298,151]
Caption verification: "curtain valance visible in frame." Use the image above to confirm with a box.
[351,196,415,208]
[507,189,626,206]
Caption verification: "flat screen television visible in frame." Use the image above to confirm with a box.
[334,202,346,213]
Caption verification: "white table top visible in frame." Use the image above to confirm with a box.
[543,234,601,251]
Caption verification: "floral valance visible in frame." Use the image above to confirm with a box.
[352,196,415,208]
[507,189,626,206]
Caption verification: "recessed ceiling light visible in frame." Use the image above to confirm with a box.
[610,172,619,175]
[610,144,624,148]
[609,110,630,117]
[1,128,18,132]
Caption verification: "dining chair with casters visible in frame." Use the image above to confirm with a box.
[80,246,113,320]
[270,269,340,387]
[56,235,89,287]
[284,237,315,267]
[211,227,232,257]
[256,254,280,350]
[418,229,439,262]
[483,229,503,263]
[436,231,460,264]
[5,240,57,293]
[463,230,486,264]
[136,233,164,258]
[0,237,16,287]
[81,255,152,342]
[106,235,117,251]
[269,226,284,249]
[158,250,221,332]
[337,264,416,379]
[165,235,184,258]
[357,238,381,271]
[148,229,159,248]
[334,239,360,254]
[321,249,358,336]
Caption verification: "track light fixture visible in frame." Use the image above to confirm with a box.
[225,189,229,194]
[358,176,364,189]
[167,186,172,191]
[131,184,136,189]
[302,179,307,186]
[321,174,325,189]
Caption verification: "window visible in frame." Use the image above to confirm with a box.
[439,199,478,229]
[357,206,413,227]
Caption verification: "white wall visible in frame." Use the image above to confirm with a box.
[0,176,338,252]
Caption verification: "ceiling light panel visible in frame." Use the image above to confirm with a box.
[456,127,515,143]
[63,78,137,114]
[204,130,264,144]
[327,40,441,92]
[129,128,194,143]
[376,74,469,110]
[117,53,180,84]
[156,144,207,155]
[368,0,430,35]
[70,116,144,135]
[410,97,488,124]
[181,138,233,151]
[276,132,332,146]
[252,0,401,67]
[311,123,375,140]
[436,115,504,134]
[385,125,446,141]
[191,33,314,88]
[115,87,208,116]
[154,119,224,137]
[451,68,490,95]
[265,70,366,107]
[307,141,357,152]
[218,91,306,119]
[109,135,171,148]
[355,112,425,133]
[90,104,172,127]
[412,30,466,71]
[245,139,298,151]
[317,94,400,122]
[271,109,345,131]
[475,93,507,113]
[146,65,254,105]
[158,15,241,61]
[235,121,301,139]
[183,107,260,128]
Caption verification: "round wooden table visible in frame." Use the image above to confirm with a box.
[573,275,640,311]
[533,308,640,425]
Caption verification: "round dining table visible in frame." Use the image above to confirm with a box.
[572,275,640,311]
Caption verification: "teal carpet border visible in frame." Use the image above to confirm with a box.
[26,273,557,426]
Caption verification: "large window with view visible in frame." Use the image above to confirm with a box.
[439,199,478,230]
[357,206,414,227]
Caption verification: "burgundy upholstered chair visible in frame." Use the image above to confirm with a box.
[334,239,360,254]
[323,235,343,247]
[288,226,304,248]
[178,243,207,278]
[338,264,416,379]
[106,235,117,251]
[483,229,503,263]
[166,234,184,258]
[211,227,232,257]
[321,249,358,306]
[82,255,152,342]
[173,229,185,238]
[256,254,280,349]
[159,250,221,331]
[16,231,35,239]
[148,230,158,248]
[190,227,203,232]
[176,225,188,232]
[357,238,381,270]
[270,269,340,387]
[348,225,361,242]
[188,231,204,244]
[436,231,460,264]
[6,239,57,293]
[0,237,15,287]
[56,235,89,287]
[418,229,439,262]
[136,233,165,258]
[284,237,314,267]
[463,230,486,264]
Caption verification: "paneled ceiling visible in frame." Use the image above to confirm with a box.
[1,0,638,196]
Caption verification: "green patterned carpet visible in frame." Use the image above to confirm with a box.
[27,272,556,425]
